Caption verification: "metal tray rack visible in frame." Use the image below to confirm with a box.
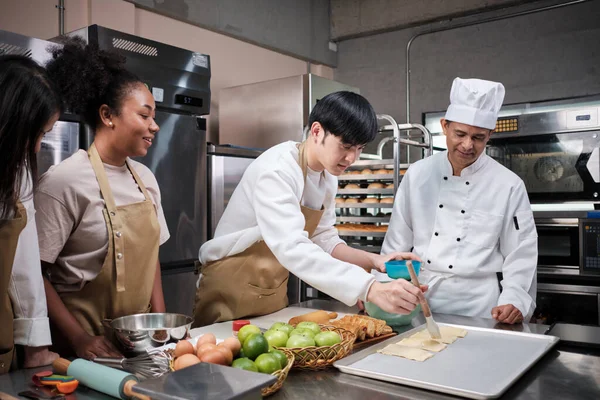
[336,115,432,249]
[334,323,559,399]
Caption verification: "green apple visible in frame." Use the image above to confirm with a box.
[269,322,294,336]
[296,321,321,336]
[286,335,316,348]
[289,328,316,338]
[263,330,288,348]
[314,331,342,347]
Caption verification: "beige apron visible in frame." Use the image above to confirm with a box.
[0,201,27,374]
[52,143,160,351]
[193,142,325,327]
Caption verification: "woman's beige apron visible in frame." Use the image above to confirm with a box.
[193,142,325,327]
[52,143,160,353]
[0,201,27,374]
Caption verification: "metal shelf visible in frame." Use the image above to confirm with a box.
[337,189,395,195]
[338,230,387,238]
[337,216,390,223]
[336,203,394,209]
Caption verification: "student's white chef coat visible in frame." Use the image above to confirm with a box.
[380,151,538,319]
[6,172,51,346]
[199,141,375,305]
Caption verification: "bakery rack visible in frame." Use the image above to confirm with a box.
[336,115,432,252]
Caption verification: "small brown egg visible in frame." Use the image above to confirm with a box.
[196,343,218,359]
[195,333,217,349]
[174,340,195,358]
[200,349,228,365]
[173,353,201,370]
[215,344,234,365]
[220,337,241,356]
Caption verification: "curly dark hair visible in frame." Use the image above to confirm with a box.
[0,55,62,224]
[46,36,142,129]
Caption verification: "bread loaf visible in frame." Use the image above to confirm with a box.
[335,197,345,204]
[344,183,361,189]
[288,310,338,326]
[345,198,361,203]
[360,169,373,175]
[380,197,394,204]
[367,182,384,189]
[362,198,380,204]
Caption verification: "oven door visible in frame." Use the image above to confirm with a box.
[536,220,580,274]
[487,130,600,202]
[533,283,600,326]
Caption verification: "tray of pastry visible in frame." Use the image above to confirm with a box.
[336,224,388,237]
[338,182,395,195]
[334,323,559,399]
[335,198,394,208]
[337,216,391,223]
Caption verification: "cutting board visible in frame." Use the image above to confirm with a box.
[245,307,349,330]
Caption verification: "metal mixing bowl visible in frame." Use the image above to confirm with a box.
[103,313,193,356]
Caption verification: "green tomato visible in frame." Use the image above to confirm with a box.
[296,321,321,336]
[254,353,281,374]
[231,357,258,372]
[269,322,294,336]
[238,325,262,345]
[286,335,316,348]
[269,349,288,369]
[263,330,288,348]
[289,328,315,339]
[242,333,269,360]
[314,331,342,347]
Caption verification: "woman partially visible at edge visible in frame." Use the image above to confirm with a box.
[36,37,170,360]
[0,55,61,372]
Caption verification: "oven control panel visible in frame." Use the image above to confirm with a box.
[580,218,600,275]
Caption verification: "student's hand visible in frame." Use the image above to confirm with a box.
[491,304,523,324]
[366,280,427,315]
[22,346,59,368]
[371,252,422,273]
[72,333,122,360]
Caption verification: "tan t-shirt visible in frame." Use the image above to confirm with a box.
[35,150,170,292]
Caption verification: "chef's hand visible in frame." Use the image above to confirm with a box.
[366,280,427,315]
[371,252,422,273]
[22,346,59,368]
[491,304,523,324]
[72,333,122,360]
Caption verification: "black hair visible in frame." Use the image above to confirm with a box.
[308,91,378,146]
[45,36,142,130]
[0,55,62,224]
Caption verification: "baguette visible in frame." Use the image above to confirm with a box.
[288,310,338,326]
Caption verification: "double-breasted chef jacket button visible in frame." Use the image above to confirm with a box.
[439,204,443,208]
[461,210,465,214]
[428,260,431,264]
[443,176,448,180]
[457,238,461,242]
[466,181,470,185]
[116,231,122,238]
[449,265,453,269]
[117,253,123,260]
[435,232,439,236]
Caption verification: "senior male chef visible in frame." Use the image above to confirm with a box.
[380,77,537,324]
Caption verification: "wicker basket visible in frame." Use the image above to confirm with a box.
[274,325,355,370]
[261,349,295,397]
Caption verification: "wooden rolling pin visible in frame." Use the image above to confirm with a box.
[288,310,338,325]
[53,358,150,400]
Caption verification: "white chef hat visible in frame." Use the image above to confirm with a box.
[444,78,505,130]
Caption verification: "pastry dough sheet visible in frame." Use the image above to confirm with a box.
[377,344,433,362]
[411,326,468,344]
[397,337,447,352]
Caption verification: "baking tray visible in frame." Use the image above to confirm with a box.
[338,174,395,181]
[337,230,387,237]
[337,189,395,195]
[336,203,394,209]
[334,323,559,399]
[337,216,391,223]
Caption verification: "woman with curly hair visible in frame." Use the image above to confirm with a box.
[0,55,61,372]
[36,37,170,359]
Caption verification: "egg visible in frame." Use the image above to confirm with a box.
[215,344,234,365]
[196,343,218,359]
[174,340,195,358]
[200,349,228,365]
[195,333,217,349]
[220,337,241,356]
[173,354,201,370]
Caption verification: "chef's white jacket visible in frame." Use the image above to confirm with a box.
[199,141,375,305]
[7,172,51,346]
[381,151,538,319]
